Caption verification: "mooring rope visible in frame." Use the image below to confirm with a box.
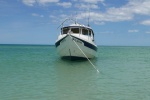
[68,34,99,73]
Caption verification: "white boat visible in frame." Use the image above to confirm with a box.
[55,19,97,60]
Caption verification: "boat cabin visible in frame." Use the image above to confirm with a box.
[61,26,95,41]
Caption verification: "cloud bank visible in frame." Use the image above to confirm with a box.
[22,0,150,25]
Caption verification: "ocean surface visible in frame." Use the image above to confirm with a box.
[0,45,150,100]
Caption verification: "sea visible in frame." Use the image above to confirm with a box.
[0,44,150,100]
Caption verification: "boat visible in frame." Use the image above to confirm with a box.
[55,19,97,60]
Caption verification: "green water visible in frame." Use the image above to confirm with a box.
[0,45,150,100]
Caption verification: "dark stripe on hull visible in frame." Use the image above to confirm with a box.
[61,56,88,61]
[55,35,67,47]
[55,35,97,51]
[71,36,97,51]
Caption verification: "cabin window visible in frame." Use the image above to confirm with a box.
[71,28,79,33]
[91,30,94,37]
[62,27,69,34]
[82,28,88,36]
[89,30,92,36]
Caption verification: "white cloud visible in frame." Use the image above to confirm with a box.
[32,13,44,17]
[145,31,150,34]
[75,0,150,23]
[60,14,68,18]
[23,0,150,24]
[75,1,134,22]
[22,0,59,6]
[80,0,104,4]
[32,13,39,16]
[128,29,139,33]
[22,0,36,6]
[74,0,104,10]
[128,0,150,15]
[75,3,99,9]
[57,2,72,8]
[140,20,150,25]
[76,11,133,22]
[38,0,59,4]
[94,21,105,25]
[49,15,55,18]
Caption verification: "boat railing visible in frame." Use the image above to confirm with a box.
[57,18,83,30]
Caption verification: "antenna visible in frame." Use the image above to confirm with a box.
[87,8,90,27]
[75,11,77,24]
[88,15,90,26]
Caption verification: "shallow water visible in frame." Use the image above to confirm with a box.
[0,45,150,100]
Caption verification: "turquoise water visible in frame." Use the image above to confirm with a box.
[0,45,150,100]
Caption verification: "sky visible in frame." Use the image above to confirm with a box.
[0,0,150,46]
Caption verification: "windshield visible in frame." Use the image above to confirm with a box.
[62,27,69,34]
[71,28,79,34]
[82,28,88,36]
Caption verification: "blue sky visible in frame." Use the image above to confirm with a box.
[0,0,150,46]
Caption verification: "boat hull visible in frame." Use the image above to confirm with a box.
[55,35,97,59]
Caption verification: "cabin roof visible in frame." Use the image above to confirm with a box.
[62,23,92,30]
[61,23,95,35]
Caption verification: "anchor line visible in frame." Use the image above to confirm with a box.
[68,34,99,73]
[69,49,72,60]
